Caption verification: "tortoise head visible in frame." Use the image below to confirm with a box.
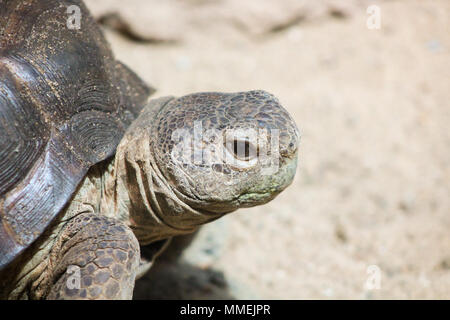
[150,90,300,214]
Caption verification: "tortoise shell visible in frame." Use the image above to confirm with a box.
[0,0,153,269]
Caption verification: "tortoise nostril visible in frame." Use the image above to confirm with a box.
[280,141,298,159]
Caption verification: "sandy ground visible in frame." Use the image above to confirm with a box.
[85,0,450,299]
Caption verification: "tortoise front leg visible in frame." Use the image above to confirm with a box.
[46,213,140,300]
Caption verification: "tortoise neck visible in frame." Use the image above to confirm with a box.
[102,100,219,245]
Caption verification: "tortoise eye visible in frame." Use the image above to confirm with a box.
[226,139,257,161]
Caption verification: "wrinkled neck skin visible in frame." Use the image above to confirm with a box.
[101,98,224,245]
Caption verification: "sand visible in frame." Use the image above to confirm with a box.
[85,0,450,299]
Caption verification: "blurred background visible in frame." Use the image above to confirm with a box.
[85,0,449,299]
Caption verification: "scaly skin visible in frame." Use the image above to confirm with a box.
[0,91,299,299]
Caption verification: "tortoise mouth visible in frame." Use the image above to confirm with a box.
[169,154,298,215]
[236,191,278,205]
[235,154,298,207]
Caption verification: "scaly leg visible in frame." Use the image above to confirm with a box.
[46,213,140,300]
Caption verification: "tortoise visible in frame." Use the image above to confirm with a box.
[0,0,299,299]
